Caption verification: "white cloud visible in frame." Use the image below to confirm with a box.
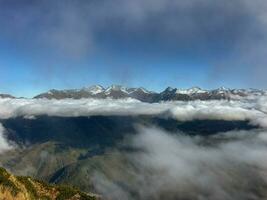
[92,126,267,200]
[0,97,266,127]
[0,123,13,153]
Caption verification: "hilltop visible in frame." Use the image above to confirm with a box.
[0,167,99,200]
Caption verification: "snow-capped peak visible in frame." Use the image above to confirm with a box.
[139,87,151,94]
[82,85,105,94]
[214,87,231,94]
[176,87,207,94]
[105,85,129,94]
[217,86,231,91]
[165,87,175,92]
[127,87,152,94]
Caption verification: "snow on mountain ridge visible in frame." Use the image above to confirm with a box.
[33,85,267,102]
[127,87,153,94]
[176,87,208,94]
[105,85,129,95]
[82,85,105,94]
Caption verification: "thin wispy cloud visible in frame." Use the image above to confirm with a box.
[0,123,13,152]
[92,126,267,200]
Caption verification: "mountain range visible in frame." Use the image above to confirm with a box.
[0,85,265,102]
[31,85,266,102]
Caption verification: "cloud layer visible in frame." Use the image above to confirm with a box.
[0,96,266,153]
[92,126,267,200]
[0,97,266,127]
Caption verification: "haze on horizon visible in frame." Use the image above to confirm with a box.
[0,0,267,97]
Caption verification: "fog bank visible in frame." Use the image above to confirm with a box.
[0,97,266,127]
[92,126,267,200]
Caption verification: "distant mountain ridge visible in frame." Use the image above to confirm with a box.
[33,85,266,102]
[0,94,15,99]
[0,85,265,101]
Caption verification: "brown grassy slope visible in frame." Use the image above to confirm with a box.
[0,167,100,200]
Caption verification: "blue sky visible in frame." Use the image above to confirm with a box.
[0,0,266,97]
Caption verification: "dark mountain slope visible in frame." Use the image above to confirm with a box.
[0,116,259,199]
[1,116,256,148]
